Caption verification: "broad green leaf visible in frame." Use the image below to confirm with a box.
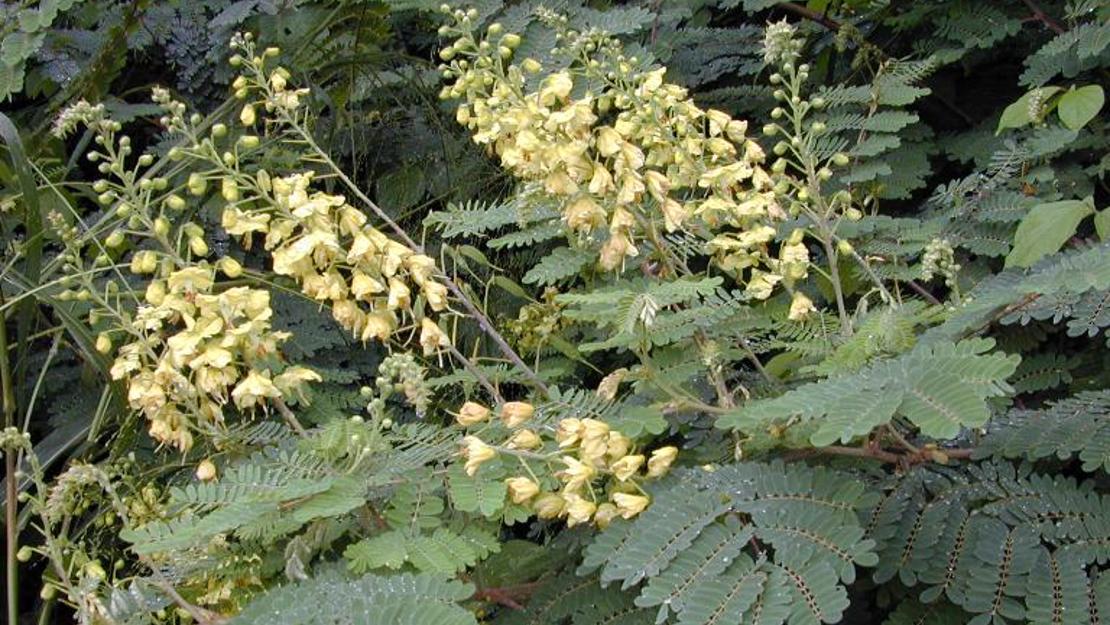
[376,164,425,210]
[1096,209,1110,242]
[996,86,1061,134]
[1005,199,1093,268]
[1058,85,1105,130]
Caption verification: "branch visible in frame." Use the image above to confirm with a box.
[473,581,543,611]
[819,442,976,466]
[1021,0,1066,34]
[778,2,840,30]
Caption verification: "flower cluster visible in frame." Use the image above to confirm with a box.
[223,171,452,354]
[109,265,319,451]
[454,399,677,528]
[169,36,455,356]
[438,9,800,298]
[921,237,960,292]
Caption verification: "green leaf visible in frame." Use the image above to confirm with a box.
[996,86,1061,134]
[1096,210,1110,241]
[345,531,410,572]
[376,164,425,210]
[1057,85,1105,130]
[446,464,507,518]
[1005,199,1093,268]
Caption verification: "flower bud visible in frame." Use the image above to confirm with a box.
[164,194,186,211]
[456,401,490,426]
[187,173,208,196]
[505,477,540,504]
[95,333,112,355]
[221,177,240,202]
[105,231,125,248]
[195,459,217,481]
[521,58,542,73]
[533,492,565,519]
[506,429,541,450]
[218,257,243,278]
[189,237,209,257]
[240,104,256,126]
[499,401,534,427]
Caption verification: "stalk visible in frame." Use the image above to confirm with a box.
[1,297,18,625]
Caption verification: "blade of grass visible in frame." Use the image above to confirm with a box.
[0,112,43,419]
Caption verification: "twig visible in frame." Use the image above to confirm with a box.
[906,279,942,306]
[819,441,976,466]
[473,581,543,610]
[1020,0,1066,34]
[1,299,17,625]
[778,2,840,30]
[272,397,308,436]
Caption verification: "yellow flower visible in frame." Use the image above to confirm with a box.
[745,270,783,301]
[660,198,687,232]
[563,493,596,527]
[419,318,449,355]
[539,71,573,105]
[499,401,534,428]
[195,459,218,482]
[599,232,637,271]
[596,126,622,157]
[533,492,566,519]
[386,278,411,310]
[424,282,449,312]
[505,477,540,504]
[612,493,650,519]
[167,267,213,293]
[555,418,583,448]
[565,196,606,232]
[461,435,496,476]
[506,429,542,450]
[544,170,578,196]
[593,503,620,529]
[588,163,615,195]
[646,446,678,478]
[231,370,281,410]
[609,455,644,481]
[580,419,610,465]
[643,170,670,201]
[606,431,631,461]
[559,456,596,493]
[788,291,816,321]
[350,272,385,300]
[273,366,322,403]
[456,401,491,427]
[362,312,395,342]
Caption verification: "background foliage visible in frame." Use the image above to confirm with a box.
[1,0,1109,624]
